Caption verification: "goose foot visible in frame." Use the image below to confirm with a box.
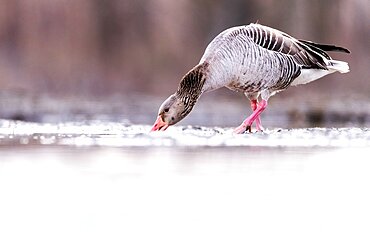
[233,124,252,134]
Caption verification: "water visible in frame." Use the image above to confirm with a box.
[1,120,370,247]
[1,120,370,147]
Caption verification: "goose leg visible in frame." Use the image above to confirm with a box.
[250,99,264,131]
[234,99,268,134]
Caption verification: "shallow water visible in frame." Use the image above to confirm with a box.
[1,120,370,247]
[1,120,370,148]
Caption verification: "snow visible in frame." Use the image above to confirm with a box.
[1,119,370,147]
[1,142,370,247]
[1,119,370,247]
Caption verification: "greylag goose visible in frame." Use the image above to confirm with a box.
[151,23,350,133]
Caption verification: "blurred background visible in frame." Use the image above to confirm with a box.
[1,2,370,246]
[0,0,369,127]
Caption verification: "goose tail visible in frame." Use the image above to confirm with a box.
[327,60,350,73]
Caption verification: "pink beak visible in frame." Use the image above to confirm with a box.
[151,116,169,131]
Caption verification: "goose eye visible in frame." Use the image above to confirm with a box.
[164,108,169,113]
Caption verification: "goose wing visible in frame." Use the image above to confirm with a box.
[243,24,348,70]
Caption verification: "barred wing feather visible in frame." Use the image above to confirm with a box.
[244,24,349,70]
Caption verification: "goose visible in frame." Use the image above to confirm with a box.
[151,23,350,133]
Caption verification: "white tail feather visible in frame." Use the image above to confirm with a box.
[291,69,332,86]
[327,60,350,73]
[292,59,350,86]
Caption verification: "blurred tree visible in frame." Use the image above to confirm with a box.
[0,0,368,98]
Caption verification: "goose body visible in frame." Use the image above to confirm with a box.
[152,23,350,132]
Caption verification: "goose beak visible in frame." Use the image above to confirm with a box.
[151,116,169,131]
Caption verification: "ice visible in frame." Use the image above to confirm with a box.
[1,119,370,247]
[1,119,370,147]
[1,141,370,247]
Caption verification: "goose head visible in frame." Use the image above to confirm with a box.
[151,63,208,131]
[151,94,193,131]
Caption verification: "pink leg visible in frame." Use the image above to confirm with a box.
[234,100,268,134]
[250,100,264,132]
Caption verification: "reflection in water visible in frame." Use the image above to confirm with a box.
[0,146,369,247]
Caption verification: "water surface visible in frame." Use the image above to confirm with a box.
[1,120,369,247]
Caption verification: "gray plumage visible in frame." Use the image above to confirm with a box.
[199,23,350,99]
[151,23,350,132]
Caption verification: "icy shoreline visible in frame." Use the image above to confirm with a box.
[1,120,370,148]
